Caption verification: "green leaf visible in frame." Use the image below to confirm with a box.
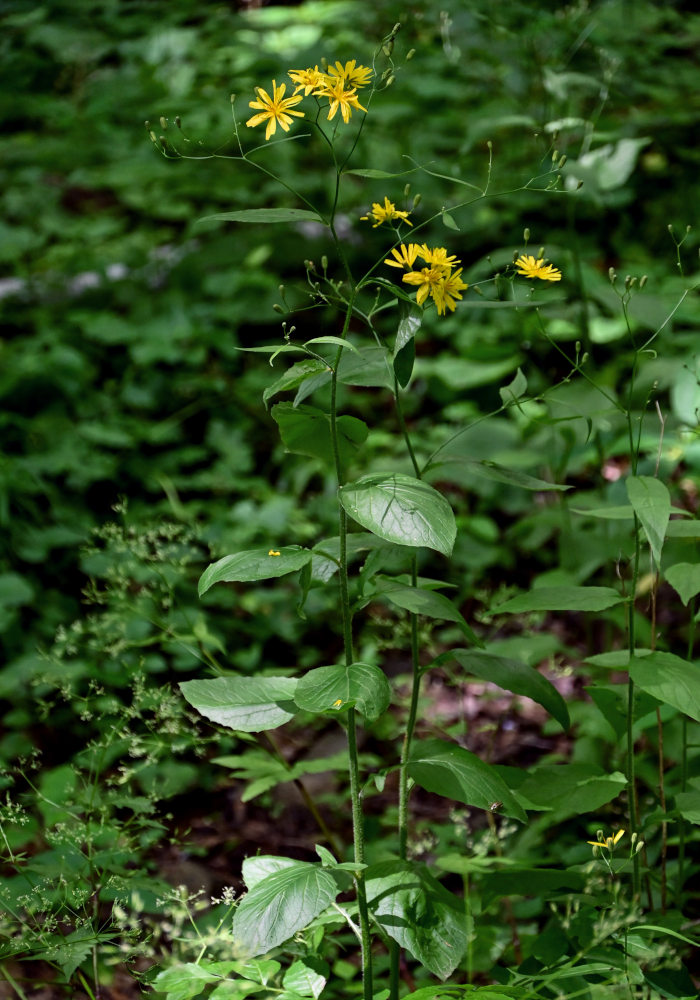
[153,963,220,1000]
[294,662,390,722]
[441,211,459,231]
[495,586,625,614]
[394,302,421,388]
[282,958,327,998]
[339,473,456,557]
[675,784,700,824]
[199,546,312,595]
[262,359,331,408]
[408,738,527,822]
[448,649,569,730]
[377,583,482,646]
[429,458,570,492]
[516,764,626,816]
[365,861,467,980]
[179,676,298,732]
[665,562,700,606]
[197,208,325,225]
[627,475,671,566]
[499,367,528,406]
[232,861,337,958]
[337,344,394,389]
[304,336,359,354]
[271,403,368,469]
[344,168,415,179]
[629,651,700,722]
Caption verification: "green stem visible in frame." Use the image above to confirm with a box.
[1,964,30,1000]
[329,293,372,1000]
[390,376,423,1000]
[627,513,641,897]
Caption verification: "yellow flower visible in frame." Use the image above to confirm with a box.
[288,66,328,96]
[316,77,367,123]
[246,80,304,141]
[361,196,413,228]
[402,266,447,307]
[587,829,624,851]
[332,699,344,708]
[384,243,421,269]
[434,268,469,315]
[326,59,373,89]
[515,254,562,282]
[268,549,281,557]
[417,245,461,270]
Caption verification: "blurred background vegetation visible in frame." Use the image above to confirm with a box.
[1,0,699,991]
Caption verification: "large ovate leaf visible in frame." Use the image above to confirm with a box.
[516,764,627,817]
[408,738,527,822]
[294,662,390,721]
[365,861,467,980]
[199,546,311,595]
[337,345,394,389]
[179,676,298,732]
[665,562,700,606]
[449,649,569,730]
[428,458,569,492]
[495,586,625,614]
[198,208,325,225]
[339,473,456,557]
[376,583,482,646]
[271,403,367,469]
[282,958,327,999]
[629,651,700,722]
[627,475,671,566]
[232,861,337,958]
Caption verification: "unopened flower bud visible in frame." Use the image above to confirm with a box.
[158,135,167,146]
[273,304,284,314]
[474,285,483,295]
[487,140,493,150]
[321,255,328,271]
[230,93,236,104]
[523,228,530,242]
[558,154,567,168]
[686,224,691,233]
[609,267,617,283]
[403,183,411,197]
[278,285,285,295]
[385,74,395,87]
[406,48,415,60]
[552,149,559,162]
[144,120,151,130]
[624,275,632,289]
[304,260,314,269]
[159,116,168,129]
[175,116,181,128]
[635,840,644,854]
[575,340,581,354]
[382,41,394,57]
[149,130,157,143]
[596,829,604,842]
[667,224,674,233]
[412,193,421,208]
[581,352,588,364]
[537,247,545,259]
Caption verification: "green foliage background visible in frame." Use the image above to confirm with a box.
[1,0,700,993]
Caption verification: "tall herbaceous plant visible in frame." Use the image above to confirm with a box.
[146,25,699,1000]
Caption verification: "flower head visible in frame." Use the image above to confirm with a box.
[317,77,367,123]
[384,243,421,270]
[246,80,304,141]
[361,196,413,228]
[402,266,447,307]
[419,245,461,270]
[434,268,469,315]
[515,254,562,282]
[587,828,624,852]
[288,66,327,96]
[326,59,373,90]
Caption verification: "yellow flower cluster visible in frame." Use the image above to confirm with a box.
[246,60,372,140]
[385,243,468,316]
